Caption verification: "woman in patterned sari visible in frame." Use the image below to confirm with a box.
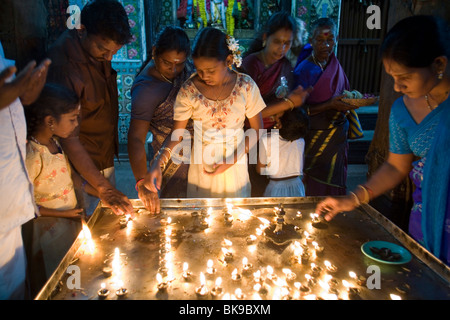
[128,26,193,213]
[241,12,311,196]
[293,18,358,196]
[316,15,450,266]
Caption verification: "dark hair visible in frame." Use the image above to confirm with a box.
[310,17,337,38]
[81,0,132,45]
[24,83,80,137]
[244,11,297,57]
[153,26,191,58]
[192,27,231,61]
[139,26,191,73]
[380,15,450,68]
[279,108,309,141]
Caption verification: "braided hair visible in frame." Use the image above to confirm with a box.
[24,83,80,138]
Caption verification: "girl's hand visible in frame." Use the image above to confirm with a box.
[57,208,84,219]
[136,182,161,214]
[315,195,357,221]
[143,163,163,193]
[203,162,234,176]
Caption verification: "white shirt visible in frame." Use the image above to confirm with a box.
[259,132,305,179]
[0,42,37,235]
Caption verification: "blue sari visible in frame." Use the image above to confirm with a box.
[389,97,450,265]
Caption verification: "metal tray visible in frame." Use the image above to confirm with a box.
[35,197,450,300]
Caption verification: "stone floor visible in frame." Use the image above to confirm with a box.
[114,159,368,199]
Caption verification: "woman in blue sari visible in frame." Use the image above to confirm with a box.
[316,15,450,266]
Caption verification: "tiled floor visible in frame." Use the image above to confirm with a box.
[114,159,368,199]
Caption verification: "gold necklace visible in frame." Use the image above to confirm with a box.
[212,72,230,102]
[425,89,450,111]
[30,135,57,149]
[153,62,172,84]
[260,51,271,68]
[424,95,436,111]
[311,52,325,72]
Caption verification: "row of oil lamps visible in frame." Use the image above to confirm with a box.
[93,206,403,300]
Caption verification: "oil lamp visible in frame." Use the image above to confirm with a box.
[324,260,337,273]
[182,262,192,281]
[222,247,233,263]
[102,266,113,278]
[282,268,297,282]
[160,216,172,226]
[231,268,242,282]
[206,259,216,277]
[246,234,257,244]
[234,288,245,300]
[119,214,131,228]
[97,283,110,299]
[115,280,128,298]
[310,263,322,277]
[266,265,277,282]
[312,241,324,256]
[304,231,315,243]
[195,272,209,299]
[210,277,223,298]
[156,273,168,292]
[242,257,253,274]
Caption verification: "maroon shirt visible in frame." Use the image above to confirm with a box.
[46,30,119,171]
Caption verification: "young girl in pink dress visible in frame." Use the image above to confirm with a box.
[144,27,266,198]
[23,83,97,294]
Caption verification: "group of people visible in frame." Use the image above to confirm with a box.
[0,0,449,300]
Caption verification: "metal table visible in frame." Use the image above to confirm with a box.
[35,197,450,300]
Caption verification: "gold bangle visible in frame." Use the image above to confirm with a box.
[357,185,370,204]
[159,153,169,169]
[349,191,361,207]
[283,97,295,110]
[162,146,173,159]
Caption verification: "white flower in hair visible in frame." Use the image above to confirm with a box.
[226,35,242,68]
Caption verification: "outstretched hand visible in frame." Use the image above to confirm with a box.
[287,85,313,107]
[315,195,357,221]
[99,187,134,217]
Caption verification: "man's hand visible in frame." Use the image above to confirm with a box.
[0,59,52,110]
[98,186,134,217]
[20,58,51,106]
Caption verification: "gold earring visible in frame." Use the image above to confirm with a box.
[262,40,266,48]
[438,71,444,80]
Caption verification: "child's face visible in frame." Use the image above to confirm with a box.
[53,106,80,138]
[193,56,231,86]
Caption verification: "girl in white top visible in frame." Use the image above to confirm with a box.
[144,27,265,198]
[257,108,309,197]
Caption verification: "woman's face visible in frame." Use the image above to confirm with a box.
[154,49,188,81]
[193,56,231,86]
[52,106,80,138]
[264,28,294,63]
[383,58,437,98]
[311,26,336,61]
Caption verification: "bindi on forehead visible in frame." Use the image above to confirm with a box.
[321,29,331,36]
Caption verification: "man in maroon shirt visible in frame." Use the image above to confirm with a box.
[47,0,133,216]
